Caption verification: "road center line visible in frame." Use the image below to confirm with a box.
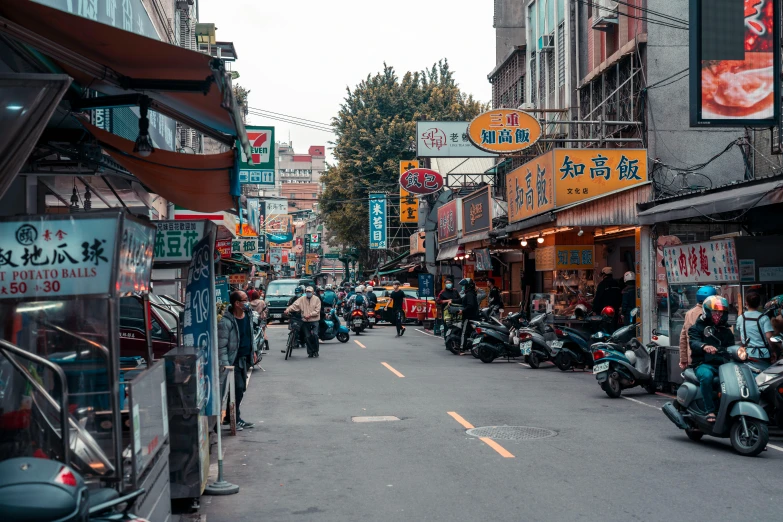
[447,412,514,458]
[767,443,783,452]
[415,328,437,337]
[621,396,660,409]
[517,362,531,368]
[355,340,366,349]
[381,362,405,378]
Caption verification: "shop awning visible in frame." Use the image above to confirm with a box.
[637,176,783,225]
[436,242,464,261]
[0,0,249,151]
[82,121,234,213]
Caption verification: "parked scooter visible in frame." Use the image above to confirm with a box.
[444,306,465,354]
[519,312,560,369]
[366,309,378,329]
[320,307,350,343]
[0,457,148,521]
[661,343,769,456]
[350,309,366,334]
[471,311,527,363]
[754,336,783,429]
[553,325,594,370]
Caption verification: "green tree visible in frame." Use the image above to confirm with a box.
[320,60,485,269]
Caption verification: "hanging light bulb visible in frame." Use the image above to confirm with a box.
[578,227,584,237]
[537,235,544,244]
[520,239,528,247]
[83,184,92,211]
[69,180,79,211]
[133,99,154,158]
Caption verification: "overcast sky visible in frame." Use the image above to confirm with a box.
[199,0,495,161]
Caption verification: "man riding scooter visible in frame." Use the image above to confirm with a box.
[282,285,307,351]
[688,295,736,423]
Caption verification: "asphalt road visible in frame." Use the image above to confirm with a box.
[202,322,783,522]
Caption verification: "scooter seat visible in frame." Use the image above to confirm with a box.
[682,368,721,386]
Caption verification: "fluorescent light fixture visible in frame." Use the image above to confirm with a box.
[17,302,64,313]
[6,104,23,110]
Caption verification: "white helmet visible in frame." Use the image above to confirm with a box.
[365,285,373,292]
[356,285,365,293]
[624,350,637,366]
[326,284,333,290]
[623,271,636,283]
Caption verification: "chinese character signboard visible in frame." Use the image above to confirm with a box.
[467,109,542,154]
[269,247,283,266]
[265,199,293,243]
[689,0,780,127]
[554,149,647,206]
[0,215,122,300]
[182,225,219,416]
[462,187,492,235]
[554,246,595,270]
[215,275,229,304]
[238,126,275,185]
[437,200,458,242]
[215,238,232,259]
[369,193,387,250]
[506,149,648,223]
[418,273,435,298]
[398,168,444,196]
[116,218,156,295]
[663,239,739,284]
[475,248,492,272]
[153,221,205,263]
[506,152,555,223]
[410,232,425,255]
[399,160,419,223]
[416,121,496,157]
[232,237,259,256]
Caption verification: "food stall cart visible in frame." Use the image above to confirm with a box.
[0,211,170,521]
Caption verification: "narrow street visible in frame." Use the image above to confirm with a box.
[204,324,783,522]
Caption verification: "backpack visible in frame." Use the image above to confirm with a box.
[354,294,365,305]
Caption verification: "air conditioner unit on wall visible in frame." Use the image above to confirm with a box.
[537,34,555,51]
[518,102,536,111]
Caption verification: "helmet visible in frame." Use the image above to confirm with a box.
[702,295,729,326]
[295,286,304,295]
[458,277,474,288]
[764,295,783,317]
[623,271,635,283]
[624,350,638,366]
[601,267,613,276]
[326,284,333,290]
[601,306,616,319]
[696,286,718,304]
[365,285,373,292]
[305,286,315,293]
[356,285,365,293]
[574,304,588,319]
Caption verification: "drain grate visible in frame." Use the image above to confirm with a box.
[351,416,401,423]
[466,426,557,441]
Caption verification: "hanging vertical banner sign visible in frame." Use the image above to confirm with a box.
[237,126,275,185]
[369,193,387,250]
[399,160,419,223]
[689,0,780,127]
[663,239,739,284]
[182,224,219,416]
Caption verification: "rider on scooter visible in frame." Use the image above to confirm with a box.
[688,295,736,423]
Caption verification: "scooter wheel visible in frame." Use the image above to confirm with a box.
[603,375,622,398]
[685,429,703,442]
[554,351,572,371]
[445,337,460,355]
[337,332,350,343]
[527,352,541,369]
[644,382,657,395]
[729,417,768,457]
[478,346,496,364]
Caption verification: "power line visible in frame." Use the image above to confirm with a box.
[574,0,688,31]
[246,107,333,127]
[247,111,334,133]
[583,0,688,26]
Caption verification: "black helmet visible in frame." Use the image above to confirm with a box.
[295,285,304,295]
[458,278,474,288]
[702,295,729,326]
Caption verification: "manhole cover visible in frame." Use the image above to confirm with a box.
[466,426,557,441]
[351,416,400,423]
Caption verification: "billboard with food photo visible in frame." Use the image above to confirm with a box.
[690,0,780,126]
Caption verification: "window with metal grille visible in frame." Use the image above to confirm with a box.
[530,53,537,105]
[547,50,555,94]
[558,23,565,86]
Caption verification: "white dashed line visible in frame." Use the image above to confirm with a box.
[415,328,437,337]
[621,396,661,409]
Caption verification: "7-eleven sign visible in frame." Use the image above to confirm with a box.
[238,126,275,170]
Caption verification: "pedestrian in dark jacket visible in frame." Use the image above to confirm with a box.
[457,278,479,350]
[620,271,636,326]
[217,290,255,430]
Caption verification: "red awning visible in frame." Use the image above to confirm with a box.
[82,121,234,213]
[0,0,247,149]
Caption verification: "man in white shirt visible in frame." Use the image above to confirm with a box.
[737,291,774,368]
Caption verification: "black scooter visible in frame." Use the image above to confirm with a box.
[0,457,145,521]
[519,312,560,369]
[470,312,527,363]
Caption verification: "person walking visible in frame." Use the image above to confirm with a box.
[389,280,407,337]
[678,286,717,370]
[457,278,479,350]
[248,289,268,352]
[218,290,255,430]
[286,286,322,358]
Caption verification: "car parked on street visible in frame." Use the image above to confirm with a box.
[265,278,315,322]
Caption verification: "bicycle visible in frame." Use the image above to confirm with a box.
[285,317,302,360]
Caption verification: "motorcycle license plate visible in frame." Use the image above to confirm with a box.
[272,314,281,319]
[551,340,563,348]
[472,337,481,345]
[353,319,363,326]
[593,361,610,374]
[521,341,532,355]
[369,318,376,323]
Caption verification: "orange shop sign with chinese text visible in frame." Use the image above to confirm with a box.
[506,151,555,223]
[506,149,648,223]
[467,109,542,154]
[554,149,647,206]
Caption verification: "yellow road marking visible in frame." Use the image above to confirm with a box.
[355,340,366,349]
[447,411,474,429]
[447,411,515,458]
[381,362,405,378]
